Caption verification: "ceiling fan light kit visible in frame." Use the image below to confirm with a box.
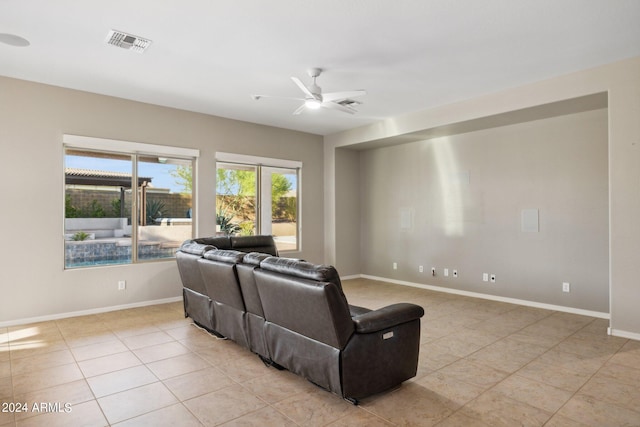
[304,99,322,109]
[252,68,366,115]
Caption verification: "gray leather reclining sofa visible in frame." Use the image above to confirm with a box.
[176,235,425,403]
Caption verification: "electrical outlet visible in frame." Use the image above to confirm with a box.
[490,274,496,283]
[444,268,449,277]
[118,280,126,290]
[419,265,424,273]
[431,267,436,276]
[453,270,458,278]
[562,282,571,293]
[483,273,489,282]
[393,262,397,270]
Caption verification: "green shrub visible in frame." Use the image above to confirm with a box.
[71,231,90,241]
[111,198,122,217]
[65,194,80,218]
[86,200,106,218]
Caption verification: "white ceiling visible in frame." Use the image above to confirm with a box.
[2,0,640,136]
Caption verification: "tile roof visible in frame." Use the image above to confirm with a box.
[65,168,152,186]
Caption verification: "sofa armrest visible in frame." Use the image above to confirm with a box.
[352,303,424,333]
[349,304,371,317]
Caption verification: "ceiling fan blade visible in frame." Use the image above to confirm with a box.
[252,94,304,101]
[291,77,316,99]
[322,101,357,115]
[321,90,367,102]
[292,103,307,115]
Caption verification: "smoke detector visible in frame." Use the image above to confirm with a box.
[106,30,151,53]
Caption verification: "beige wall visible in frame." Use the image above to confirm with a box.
[358,109,608,312]
[0,76,324,325]
[334,147,361,276]
[325,56,640,338]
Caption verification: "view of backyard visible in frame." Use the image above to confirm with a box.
[215,163,298,252]
[64,150,298,268]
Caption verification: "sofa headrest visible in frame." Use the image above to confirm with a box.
[242,252,273,266]
[202,249,246,264]
[230,235,278,256]
[179,242,215,256]
[192,236,232,249]
[259,257,341,287]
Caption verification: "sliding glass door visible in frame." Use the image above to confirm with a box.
[216,162,298,252]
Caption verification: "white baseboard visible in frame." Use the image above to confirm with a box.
[0,296,183,328]
[356,274,610,319]
[608,327,640,341]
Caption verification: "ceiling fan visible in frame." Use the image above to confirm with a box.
[252,68,366,115]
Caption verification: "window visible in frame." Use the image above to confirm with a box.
[216,153,300,252]
[63,135,198,269]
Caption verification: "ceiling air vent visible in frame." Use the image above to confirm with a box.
[106,30,151,53]
[337,99,361,107]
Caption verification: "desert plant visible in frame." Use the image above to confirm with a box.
[71,231,90,241]
[146,199,166,224]
[216,209,241,235]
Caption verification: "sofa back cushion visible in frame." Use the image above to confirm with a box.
[237,253,305,317]
[189,235,278,255]
[235,251,271,317]
[197,250,246,311]
[242,252,272,266]
[203,249,246,264]
[179,242,215,256]
[255,267,354,349]
[259,257,343,290]
[176,243,214,295]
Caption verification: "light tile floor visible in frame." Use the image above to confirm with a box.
[1,278,639,426]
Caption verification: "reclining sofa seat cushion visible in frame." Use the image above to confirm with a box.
[197,249,249,347]
[176,242,216,331]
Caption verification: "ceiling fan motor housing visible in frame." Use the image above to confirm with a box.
[307,68,322,78]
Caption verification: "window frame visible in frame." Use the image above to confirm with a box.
[63,134,199,269]
[215,152,302,253]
